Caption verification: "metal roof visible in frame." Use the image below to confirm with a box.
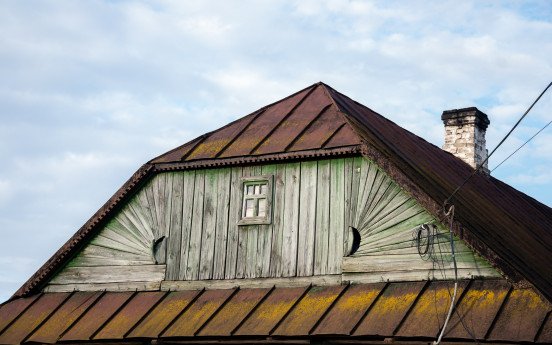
[11,82,552,304]
[0,280,550,344]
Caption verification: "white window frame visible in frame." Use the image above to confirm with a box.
[238,175,273,226]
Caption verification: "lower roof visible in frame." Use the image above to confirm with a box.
[1,279,551,344]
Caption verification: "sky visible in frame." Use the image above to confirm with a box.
[0,0,551,302]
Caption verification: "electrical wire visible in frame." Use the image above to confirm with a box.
[491,119,552,173]
[434,205,458,345]
[443,81,552,208]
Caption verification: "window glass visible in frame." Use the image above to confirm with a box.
[239,177,272,225]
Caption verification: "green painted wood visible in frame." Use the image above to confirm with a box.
[224,166,242,279]
[166,173,184,279]
[282,162,300,276]
[185,170,205,280]
[269,164,287,277]
[213,168,231,279]
[328,158,345,274]
[297,161,317,276]
[314,159,331,275]
[178,170,196,280]
[47,155,500,292]
[199,170,219,279]
[344,157,498,281]
[259,164,277,277]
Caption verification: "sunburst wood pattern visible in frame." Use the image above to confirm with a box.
[343,157,499,283]
[45,156,499,292]
[45,175,171,292]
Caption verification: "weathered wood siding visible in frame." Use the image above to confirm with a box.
[45,156,498,292]
[161,158,349,280]
[342,157,500,283]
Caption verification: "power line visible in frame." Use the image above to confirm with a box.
[491,119,552,173]
[443,81,552,208]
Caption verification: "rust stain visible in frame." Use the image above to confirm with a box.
[354,281,425,337]
[234,286,308,336]
[487,287,551,342]
[313,283,385,335]
[395,281,468,338]
[272,285,345,336]
[28,292,102,344]
[60,292,133,341]
[128,290,201,338]
[161,289,235,337]
[445,280,510,340]
[198,288,271,336]
[0,294,40,334]
[0,293,69,345]
[93,291,165,340]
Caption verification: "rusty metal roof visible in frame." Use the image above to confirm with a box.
[0,280,550,344]
[11,82,552,305]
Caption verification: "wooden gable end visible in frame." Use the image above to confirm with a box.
[44,155,499,293]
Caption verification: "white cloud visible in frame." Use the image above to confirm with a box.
[0,0,551,301]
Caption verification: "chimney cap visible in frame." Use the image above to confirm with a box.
[441,107,490,130]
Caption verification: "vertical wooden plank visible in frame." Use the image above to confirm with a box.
[185,170,205,280]
[297,160,318,276]
[178,171,196,280]
[281,162,300,276]
[213,168,231,279]
[328,158,345,274]
[237,166,259,278]
[269,164,286,277]
[258,164,277,277]
[144,181,159,238]
[199,170,219,279]
[314,159,331,275]
[153,173,167,240]
[166,173,183,279]
[225,166,242,279]
[343,158,355,255]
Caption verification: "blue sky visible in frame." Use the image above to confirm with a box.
[0,0,551,301]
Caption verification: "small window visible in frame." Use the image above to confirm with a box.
[238,176,272,225]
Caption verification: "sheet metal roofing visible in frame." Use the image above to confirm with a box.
[12,82,552,304]
[1,280,551,344]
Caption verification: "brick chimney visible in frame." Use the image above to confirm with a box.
[441,107,490,173]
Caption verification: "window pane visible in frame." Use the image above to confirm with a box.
[254,184,261,195]
[258,198,267,217]
[260,184,268,195]
[246,185,255,195]
[245,198,255,217]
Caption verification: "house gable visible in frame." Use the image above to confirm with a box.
[44,155,499,292]
[14,82,551,302]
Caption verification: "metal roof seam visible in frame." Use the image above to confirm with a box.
[249,85,317,156]
[89,291,139,341]
[179,134,211,162]
[19,291,74,344]
[439,279,474,341]
[282,104,333,152]
[122,291,170,340]
[308,283,351,335]
[193,288,240,337]
[535,310,552,342]
[268,285,313,336]
[482,285,513,341]
[230,286,277,336]
[158,289,206,338]
[320,123,347,149]
[391,280,430,336]
[56,290,107,341]
[214,109,267,159]
[0,295,42,337]
[349,282,389,336]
